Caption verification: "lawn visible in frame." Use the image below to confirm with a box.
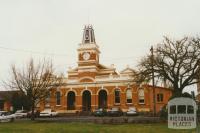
[0,121,197,133]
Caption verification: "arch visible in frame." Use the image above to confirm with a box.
[98,90,107,109]
[55,90,62,96]
[82,90,91,111]
[125,87,133,92]
[137,87,146,92]
[81,88,93,96]
[65,89,78,96]
[67,91,76,110]
[112,87,122,94]
[96,88,109,95]
[79,77,95,82]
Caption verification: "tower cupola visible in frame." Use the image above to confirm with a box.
[82,25,96,44]
[78,25,100,67]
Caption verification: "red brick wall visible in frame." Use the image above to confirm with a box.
[78,72,96,79]
[40,84,172,113]
[4,101,11,111]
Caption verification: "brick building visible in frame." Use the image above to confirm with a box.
[40,25,172,113]
[0,91,15,111]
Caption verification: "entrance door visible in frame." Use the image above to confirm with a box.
[82,90,91,111]
[67,91,75,110]
[98,90,107,109]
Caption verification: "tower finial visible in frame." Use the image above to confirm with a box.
[82,25,96,44]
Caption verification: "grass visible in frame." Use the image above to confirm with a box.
[0,121,197,133]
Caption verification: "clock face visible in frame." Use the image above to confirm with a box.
[83,52,90,60]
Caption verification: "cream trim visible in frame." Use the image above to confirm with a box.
[78,69,98,73]
[79,76,95,82]
[78,65,98,69]
[65,81,135,88]
[78,60,98,64]
[68,73,78,76]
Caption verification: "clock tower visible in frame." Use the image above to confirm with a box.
[77,25,100,80]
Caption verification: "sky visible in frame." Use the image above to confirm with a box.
[0,0,199,92]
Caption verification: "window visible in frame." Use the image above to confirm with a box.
[56,92,61,105]
[138,89,145,104]
[85,30,90,43]
[170,105,176,114]
[187,105,194,114]
[45,92,50,107]
[115,89,120,104]
[126,89,132,103]
[157,93,164,102]
[178,105,186,114]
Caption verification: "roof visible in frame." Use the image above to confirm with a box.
[120,67,136,75]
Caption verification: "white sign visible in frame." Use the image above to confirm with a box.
[168,97,196,129]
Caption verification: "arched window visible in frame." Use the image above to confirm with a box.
[114,89,120,104]
[126,88,132,103]
[56,91,61,105]
[138,88,145,104]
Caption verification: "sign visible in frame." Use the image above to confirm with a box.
[168,97,196,129]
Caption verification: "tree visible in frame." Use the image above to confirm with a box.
[5,58,63,120]
[138,36,200,96]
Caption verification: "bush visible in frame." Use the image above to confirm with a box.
[159,105,168,120]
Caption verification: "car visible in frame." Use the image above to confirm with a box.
[0,111,15,122]
[126,107,138,116]
[107,107,123,117]
[0,111,7,116]
[40,109,58,117]
[93,108,107,117]
[27,110,40,118]
[14,110,28,118]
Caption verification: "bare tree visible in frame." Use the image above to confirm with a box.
[5,58,63,120]
[138,36,200,96]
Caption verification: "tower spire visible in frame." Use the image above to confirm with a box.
[82,25,96,44]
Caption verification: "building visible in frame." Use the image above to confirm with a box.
[40,25,172,113]
[0,91,14,111]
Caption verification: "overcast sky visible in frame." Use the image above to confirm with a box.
[0,0,199,92]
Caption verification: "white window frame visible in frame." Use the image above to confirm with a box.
[138,88,145,104]
[126,88,132,104]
